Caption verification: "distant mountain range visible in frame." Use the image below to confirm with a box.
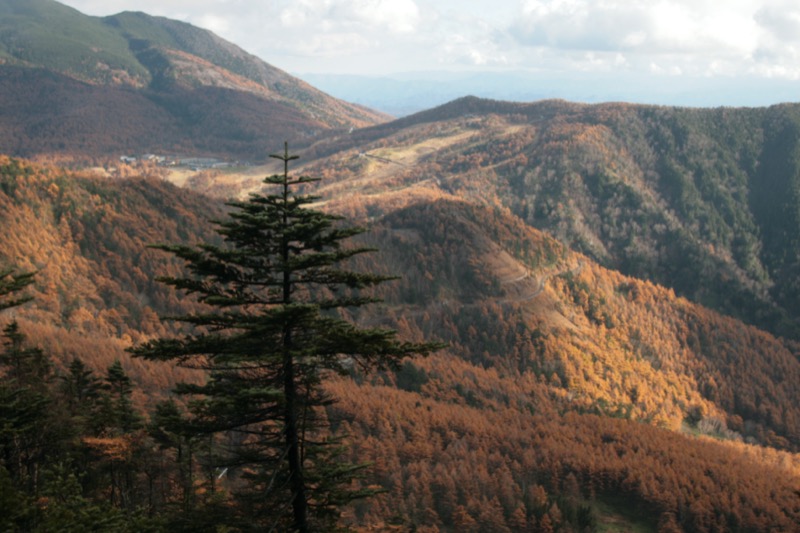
[302,71,800,116]
[0,0,388,160]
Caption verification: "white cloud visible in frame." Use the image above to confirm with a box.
[259,0,426,67]
[279,0,420,34]
[53,0,800,81]
[749,1,800,78]
[280,3,312,28]
[511,0,760,54]
[505,0,800,78]
[194,13,230,35]
[436,30,511,67]
[296,32,375,57]
[350,0,420,33]
[755,2,800,42]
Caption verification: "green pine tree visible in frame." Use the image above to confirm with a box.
[1,321,52,389]
[34,462,128,533]
[101,360,142,435]
[0,320,58,496]
[0,268,34,312]
[148,399,198,512]
[59,357,103,435]
[132,143,443,532]
[86,361,144,512]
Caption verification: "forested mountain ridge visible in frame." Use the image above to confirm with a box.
[0,156,226,396]
[0,0,388,160]
[1,156,799,530]
[284,97,800,341]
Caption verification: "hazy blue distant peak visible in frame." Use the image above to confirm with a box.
[300,71,800,116]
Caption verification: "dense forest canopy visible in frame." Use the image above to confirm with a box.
[297,98,800,342]
[0,154,799,531]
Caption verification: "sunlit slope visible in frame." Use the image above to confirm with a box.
[1,156,799,530]
[267,97,800,342]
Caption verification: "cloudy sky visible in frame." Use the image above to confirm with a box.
[58,0,800,105]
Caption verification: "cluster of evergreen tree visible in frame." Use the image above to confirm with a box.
[0,146,440,532]
[1,267,154,531]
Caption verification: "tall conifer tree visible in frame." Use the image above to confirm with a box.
[132,143,442,531]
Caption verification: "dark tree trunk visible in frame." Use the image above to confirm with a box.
[284,340,308,533]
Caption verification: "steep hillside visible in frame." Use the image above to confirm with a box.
[0,156,225,396]
[0,66,342,161]
[0,0,388,160]
[0,0,149,84]
[1,157,799,530]
[284,97,800,340]
[352,200,800,449]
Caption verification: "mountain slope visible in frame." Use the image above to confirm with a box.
[285,97,800,340]
[8,156,797,447]
[1,157,799,530]
[0,0,149,85]
[0,0,388,160]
